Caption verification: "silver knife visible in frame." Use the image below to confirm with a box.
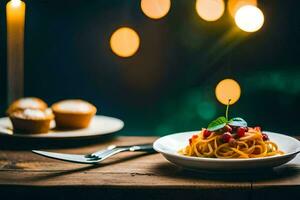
[32,143,155,164]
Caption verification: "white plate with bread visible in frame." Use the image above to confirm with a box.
[0,115,124,138]
[0,97,124,138]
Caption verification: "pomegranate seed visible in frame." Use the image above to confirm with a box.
[221,132,232,143]
[203,129,211,138]
[262,133,269,141]
[237,127,246,137]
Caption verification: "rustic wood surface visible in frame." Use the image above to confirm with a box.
[0,136,300,200]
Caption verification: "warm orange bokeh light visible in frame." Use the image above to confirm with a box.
[215,79,241,105]
[235,5,264,32]
[141,0,171,19]
[195,0,225,21]
[110,27,140,58]
[228,0,257,17]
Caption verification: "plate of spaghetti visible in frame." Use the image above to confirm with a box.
[154,130,300,171]
[153,104,300,171]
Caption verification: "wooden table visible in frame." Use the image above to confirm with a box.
[1,136,300,200]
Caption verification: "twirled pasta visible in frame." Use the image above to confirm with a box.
[179,128,284,159]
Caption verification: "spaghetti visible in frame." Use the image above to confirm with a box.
[179,127,284,159]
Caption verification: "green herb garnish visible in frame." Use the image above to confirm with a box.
[207,116,228,131]
[228,117,247,127]
[207,99,247,132]
[225,99,231,120]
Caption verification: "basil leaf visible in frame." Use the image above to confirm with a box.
[228,117,247,127]
[207,116,228,131]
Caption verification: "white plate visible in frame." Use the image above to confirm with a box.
[153,131,300,171]
[0,115,124,139]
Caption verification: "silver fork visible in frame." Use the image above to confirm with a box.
[33,143,155,164]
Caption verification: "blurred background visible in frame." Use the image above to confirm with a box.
[0,0,299,136]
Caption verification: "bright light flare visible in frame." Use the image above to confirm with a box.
[110,27,140,58]
[215,79,241,105]
[228,0,257,17]
[11,0,22,7]
[141,0,171,19]
[195,0,225,22]
[235,5,264,32]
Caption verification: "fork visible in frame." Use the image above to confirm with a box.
[85,144,155,161]
[33,143,155,164]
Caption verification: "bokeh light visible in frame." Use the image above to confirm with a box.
[141,0,171,19]
[197,101,217,120]
[235,5,264,32]
[215,79,241,105]
[195,0,225,22]
[228,0,257,17]
[110,27,140,58]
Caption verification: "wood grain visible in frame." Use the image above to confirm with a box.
[0,136,299,200]
[0,137,250,189]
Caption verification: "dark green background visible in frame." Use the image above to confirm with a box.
[0,0,299,136]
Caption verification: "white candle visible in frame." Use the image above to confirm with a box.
[6,0,26,103]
